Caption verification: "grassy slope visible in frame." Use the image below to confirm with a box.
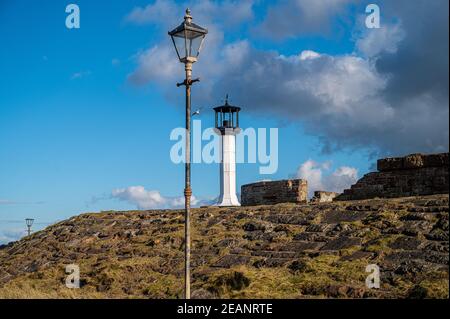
[0,195,448,299]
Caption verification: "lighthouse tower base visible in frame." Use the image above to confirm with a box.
[215,133,241,207]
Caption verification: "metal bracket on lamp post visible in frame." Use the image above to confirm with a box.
[177,78,200,87]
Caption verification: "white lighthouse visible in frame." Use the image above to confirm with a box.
[214,96,241,206]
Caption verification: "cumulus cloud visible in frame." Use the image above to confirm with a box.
[125,0,178,25]
[299,50,321,60]
[356,22,406,58]
[128,45,181,85]
[256,0,355,40]
[0,228,26,245]
[127,0,449,158]
[125,0,254,28]
[296,160,358,197]
[111,186,214,209]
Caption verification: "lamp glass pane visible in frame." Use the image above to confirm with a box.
[172,32,187,60]
[188,35,204,57]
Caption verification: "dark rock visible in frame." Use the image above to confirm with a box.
[278,241,325,252]
[288,259,311,273]
[306,224,331,232]
[209,271,250,292]
[293,232,328,242]
[407,285,429,299]
[243,221,266,232]
[212,255,251,268]
[400,213,429,221]
[386,250,448,266]
[243,230,264,241]
[325,285,366,298]
[333,223,353,232]
[425,229,449,241]
[423,252,449,265]
[435,217,449,231]
[321,237,362,251]
[235,213,249,220]
[394,260,427,276]
[273,225,290,233]
[265,214,309,225]
[423,241,449,253]
[401,229,420,237]
[253,258,289,268]
[191,288,216,299]
[389,237,422,250]
[340,251,373,261]
[214,239,240,248]
[251,251,296,259]
[322,211,370,223]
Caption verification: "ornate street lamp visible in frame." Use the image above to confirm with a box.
[168,8,207,300]
[25,218,34,236]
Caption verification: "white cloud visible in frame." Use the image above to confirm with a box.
[128,45,181,85]
[257,0,355,39]
[125,0,178,25]
[0,228,25,245]
[125,0,254,28]
[126,0,449,157]
[299,50,321,60]
[296,160,358,197]
[356,22,406,58]
[111,185,213,209]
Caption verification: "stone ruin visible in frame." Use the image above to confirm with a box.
[240,153,448,206]
[241,179,307,206]
[336,152,449,201]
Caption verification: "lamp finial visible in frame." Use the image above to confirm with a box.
[185,8,192,22]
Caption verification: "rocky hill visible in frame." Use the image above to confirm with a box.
[0,194,448,299]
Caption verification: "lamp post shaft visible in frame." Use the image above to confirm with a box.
[184,61,192,299]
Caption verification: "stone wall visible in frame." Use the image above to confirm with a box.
[241,179,307,206]
[336,153,449,201]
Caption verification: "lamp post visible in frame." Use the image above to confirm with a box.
[25,218,34,236]
[168,8,207,300]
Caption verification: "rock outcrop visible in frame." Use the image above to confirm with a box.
[241,179,308,206]
[0,194,448,299]
[337,153,449,201]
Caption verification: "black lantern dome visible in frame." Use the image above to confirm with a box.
[214,95,241,132]
[168,9,208,63]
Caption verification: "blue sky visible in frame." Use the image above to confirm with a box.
[0,0,448,243]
